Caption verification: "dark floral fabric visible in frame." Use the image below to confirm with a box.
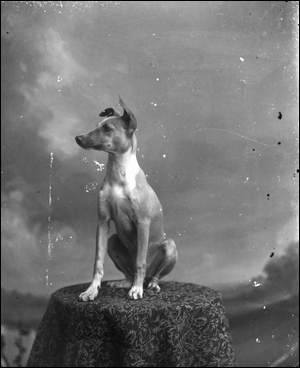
[27,281,235,367]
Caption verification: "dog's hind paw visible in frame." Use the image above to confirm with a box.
[108,279,132,288]
[147,281,160,292]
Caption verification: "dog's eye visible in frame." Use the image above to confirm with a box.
[103,124,112,132]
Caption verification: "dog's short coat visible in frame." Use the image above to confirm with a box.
[75,96,177,300]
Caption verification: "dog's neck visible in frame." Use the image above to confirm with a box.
[105,133,139,185]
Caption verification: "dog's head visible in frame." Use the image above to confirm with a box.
[75,96,137,153]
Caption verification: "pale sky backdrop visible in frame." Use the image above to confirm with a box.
[1,1,299,296]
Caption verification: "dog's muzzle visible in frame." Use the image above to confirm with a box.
[75,135,84,147]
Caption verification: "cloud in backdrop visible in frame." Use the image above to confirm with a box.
[1,1,298,296]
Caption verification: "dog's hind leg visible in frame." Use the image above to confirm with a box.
[146,238,178,291]
[107,234,134,288]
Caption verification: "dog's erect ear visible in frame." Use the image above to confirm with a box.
[99,107,121,117]
[119,95,137,133]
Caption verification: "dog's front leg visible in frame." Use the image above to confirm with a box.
[128,219,150,300]
[79,219,110,301]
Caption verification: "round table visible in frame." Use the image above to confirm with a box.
[27,281,235,367]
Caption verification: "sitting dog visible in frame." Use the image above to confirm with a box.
[75,96,178,300]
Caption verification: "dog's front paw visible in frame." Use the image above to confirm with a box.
[78,284,100,301]
[128,285,143,300]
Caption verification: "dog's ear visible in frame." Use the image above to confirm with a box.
[119,95,137,133]
[99,107,121,117]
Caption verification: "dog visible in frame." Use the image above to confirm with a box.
[75,96,178,300]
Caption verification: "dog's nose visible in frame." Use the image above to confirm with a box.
[75,136,82,145]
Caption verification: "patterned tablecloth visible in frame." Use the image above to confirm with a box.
[27,281,235,367]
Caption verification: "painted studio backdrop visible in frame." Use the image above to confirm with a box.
[1,1,299,367]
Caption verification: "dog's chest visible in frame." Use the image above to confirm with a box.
[107,184,136,226]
